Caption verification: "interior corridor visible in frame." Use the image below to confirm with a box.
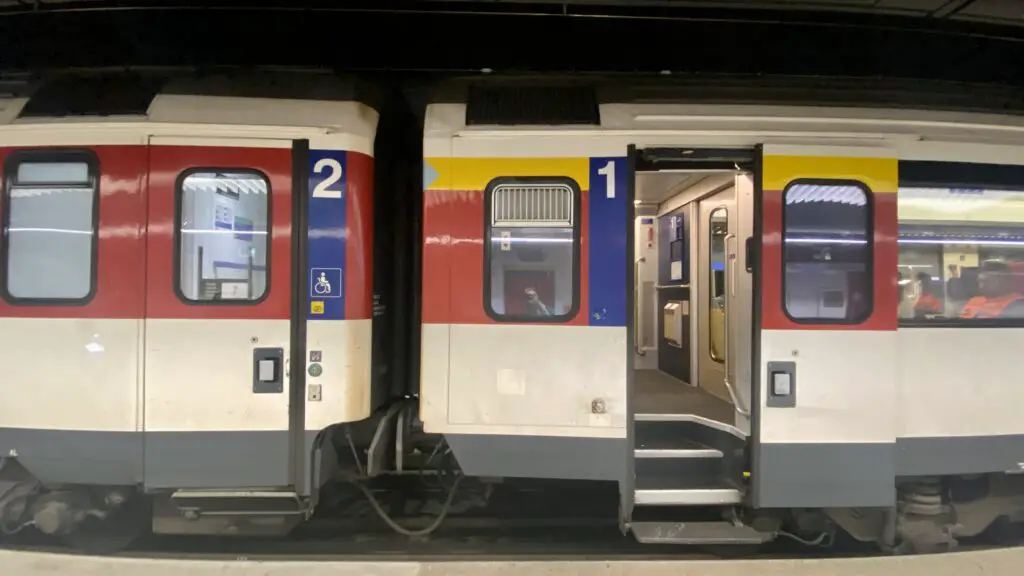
[633,369,733,422]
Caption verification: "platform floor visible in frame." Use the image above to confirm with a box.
[634,369,735,424]
[4,547,1022,575]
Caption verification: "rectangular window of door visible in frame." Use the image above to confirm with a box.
[176,170,271,304]
[2,152,98,303]
[782,180,874,324]
[484,178,581,322]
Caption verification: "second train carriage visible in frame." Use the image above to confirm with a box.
[0,70,425,538]
[419,80,1024,551]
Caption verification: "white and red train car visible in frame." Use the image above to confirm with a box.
[0,70,394,537]
[419,80,1024,551]
[5,72,1024,554]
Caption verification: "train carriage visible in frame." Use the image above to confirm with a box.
[419,80,1024,551]
[0,70,393,537]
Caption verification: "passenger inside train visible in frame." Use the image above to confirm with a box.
[959,261,1024,318]
[912,272,942,318]
[897,178,1024,322]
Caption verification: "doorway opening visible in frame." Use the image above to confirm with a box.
[631,148,757,430]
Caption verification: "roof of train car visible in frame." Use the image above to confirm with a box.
[0,68,388,117]
[426,74,1024,118]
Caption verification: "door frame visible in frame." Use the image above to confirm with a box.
[289,139,310,494]
[622,145,760,528]
[621,144,638,531]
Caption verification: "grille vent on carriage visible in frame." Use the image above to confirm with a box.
[490,183,574,228]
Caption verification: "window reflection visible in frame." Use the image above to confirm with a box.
[709,207,728,362]
[488,227,575,319]
[898,186,1024,321]
[783,182,873,323]
[5,159,96,300]
[486,179,579,323]
[178,171,270,302]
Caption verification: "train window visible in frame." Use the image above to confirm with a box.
[2,154,98,303]
[898,185,1024,322]
[484,178,580,322]
[176,170,270,303]
[782,181,873,323]
[709,207,728,362]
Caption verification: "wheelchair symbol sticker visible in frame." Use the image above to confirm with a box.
[309,268,342,299]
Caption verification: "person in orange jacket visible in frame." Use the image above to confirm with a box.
[913,272,943,318]
[959,260,1024,319]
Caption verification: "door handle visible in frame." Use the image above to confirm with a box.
[253,347,285,394]
[724,233,737,298]
[634,257,646,356]
[720,233,749,416]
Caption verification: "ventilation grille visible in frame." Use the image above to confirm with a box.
[19,75,163,118]
[491,183,574,228]
[467,86,599,126]
[786,184,867,206]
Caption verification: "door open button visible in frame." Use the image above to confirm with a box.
[258,359,277,382]
[771,372,791,396]
[252,348,284,394]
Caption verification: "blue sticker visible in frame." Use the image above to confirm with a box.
[588,157,628,327]
[307,150,347,320]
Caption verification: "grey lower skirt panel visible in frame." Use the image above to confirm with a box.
[444,433,628,482]
[896,435,1024,476]
[144,431,291,489]
[0,428,322,490]
[0,428,144,486]
[755,435,1024,508]
[755,442,897,508]
[5,427,1023,496]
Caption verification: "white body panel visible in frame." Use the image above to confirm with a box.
[0,318,139,432]
[304,319,373,430]
[421,324,627,439]
[897,328,1024,439]
[144,319,372,433]
[759,329,898,444]
[144,319,290,432]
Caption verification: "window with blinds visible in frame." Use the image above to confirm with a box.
[484,178,581,323]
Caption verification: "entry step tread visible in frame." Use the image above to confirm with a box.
[635,475,744,506]
[170,490,306,515]
[634,488,743,506]
[636,437,722,458]
[631,521,769,545]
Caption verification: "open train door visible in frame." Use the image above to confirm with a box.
[751,145,899,509]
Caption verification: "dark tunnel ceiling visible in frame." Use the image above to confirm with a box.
[0,0,1020,29]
